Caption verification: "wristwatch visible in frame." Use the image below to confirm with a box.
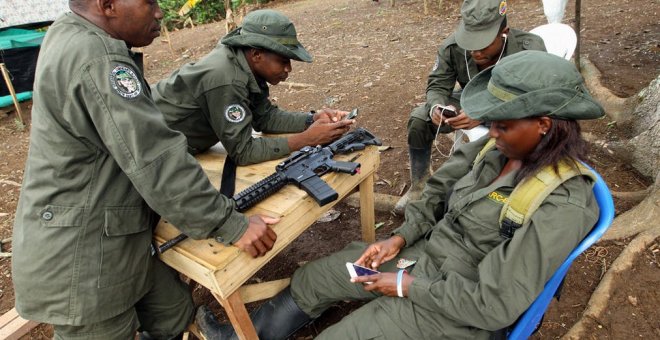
[304,110,316,128]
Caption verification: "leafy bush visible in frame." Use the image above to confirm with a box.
[160,0,272,30]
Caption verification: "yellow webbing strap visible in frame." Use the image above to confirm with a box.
[472,138,497,167]
[499,160,597,227]
[471,140,597,233]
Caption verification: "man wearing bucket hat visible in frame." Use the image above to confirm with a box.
[196,51,604,339]
[394,0,546,214]
[152,9,353,165]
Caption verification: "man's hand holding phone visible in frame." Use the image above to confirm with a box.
[430,104,458,126]
[315,108,354,122]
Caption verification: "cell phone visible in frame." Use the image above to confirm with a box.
[437,105,457,118]
[346,108,359,120]
[346,262,379,281]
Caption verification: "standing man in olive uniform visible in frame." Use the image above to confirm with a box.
[152,10,353,165]
[394,0,546,214]
[197,51,604,340]
[12,1,278,339]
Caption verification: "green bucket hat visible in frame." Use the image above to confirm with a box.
[221,9,312,62]
[461,50,605,121]
[455,0,508,51]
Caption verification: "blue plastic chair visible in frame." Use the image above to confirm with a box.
[507,167,615,340]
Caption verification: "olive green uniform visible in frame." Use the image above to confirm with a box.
[408,29,545,148]
[152,44,308,164]
[12,13,248,338]
[290,137,598,339]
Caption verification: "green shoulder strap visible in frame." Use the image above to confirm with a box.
[473,139,597,238]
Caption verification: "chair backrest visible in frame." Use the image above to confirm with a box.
[507,166,615,340]
[530,23,577,60]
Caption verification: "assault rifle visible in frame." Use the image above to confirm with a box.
[158,128,381,253]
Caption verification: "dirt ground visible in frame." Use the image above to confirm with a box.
[1,0,658,339]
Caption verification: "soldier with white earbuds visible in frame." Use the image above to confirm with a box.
[394,0,547,214]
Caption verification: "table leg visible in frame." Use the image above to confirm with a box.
[214,292,258,340]
[359,173,376,243]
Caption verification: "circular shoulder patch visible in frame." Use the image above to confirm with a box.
[499,0,507,16]
[110,65,142,99]
[225,104,246,123]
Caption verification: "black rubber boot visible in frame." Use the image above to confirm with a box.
[195,305,235,340]
[195,287,312,340]
[394,147,432,215]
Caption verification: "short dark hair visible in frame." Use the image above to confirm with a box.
[517,118,588,182]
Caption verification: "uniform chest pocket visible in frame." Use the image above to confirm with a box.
[98,206,153,288]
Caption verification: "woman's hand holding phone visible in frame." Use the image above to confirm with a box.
[351,269,414,297]
[355,235,406,270]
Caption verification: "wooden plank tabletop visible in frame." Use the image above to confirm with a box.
[154,144,379,299]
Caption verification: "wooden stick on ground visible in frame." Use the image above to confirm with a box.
[0,63,25,125]
[161,25,176,57]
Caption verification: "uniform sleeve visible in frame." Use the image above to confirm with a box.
[425,41,458,112]
[393,139,487,245]
[204,86,293,165]
[79,59,248,244]
[406,177,599,330]
[250,94,308,133]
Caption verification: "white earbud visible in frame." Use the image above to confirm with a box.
[502,33,508,39]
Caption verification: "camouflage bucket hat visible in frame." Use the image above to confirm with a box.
[461,51,605,121]
[455,0,508,51]
[221,9,312,62]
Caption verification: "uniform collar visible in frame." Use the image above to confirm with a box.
[64,12,126,47]
[232,46,264,94]
[63,12,108,36]
[63,12,142,70]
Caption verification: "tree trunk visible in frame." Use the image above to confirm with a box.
[610,75,659,179]
[602,75,660,239]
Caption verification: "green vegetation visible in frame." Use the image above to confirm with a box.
[160,0,271,30]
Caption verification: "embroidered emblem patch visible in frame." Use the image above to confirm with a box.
[225,104,246,123]
[432,56,440,72]
[498,0,507,16]
[110,66,141,99]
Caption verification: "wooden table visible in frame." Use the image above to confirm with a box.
[153,144,379,340]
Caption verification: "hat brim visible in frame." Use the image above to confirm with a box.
[461,66,605,121]
[454,17,504,51]
[222,31,312,62]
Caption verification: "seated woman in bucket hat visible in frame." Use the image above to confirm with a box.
[152,10,353,165]
[196,51,605,340]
